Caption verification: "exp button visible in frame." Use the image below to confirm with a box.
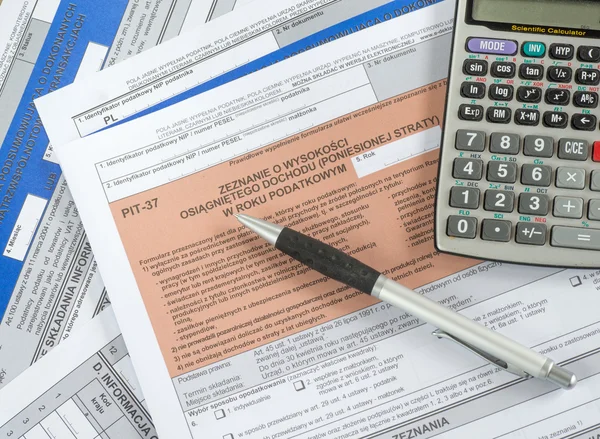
[467,38,518,55]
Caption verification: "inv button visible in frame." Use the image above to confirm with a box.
[551,226,600,251]
[467,38,517,55]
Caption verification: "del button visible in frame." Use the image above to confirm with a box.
[522,41,546,58]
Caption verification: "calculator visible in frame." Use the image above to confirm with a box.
[435,0,600,268]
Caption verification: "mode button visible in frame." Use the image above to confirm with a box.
[467,38,517,55]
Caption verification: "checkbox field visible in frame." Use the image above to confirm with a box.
[214,409,226,420]
[293,380,305,391]
[570,276,582,287]
[223,434,234,439]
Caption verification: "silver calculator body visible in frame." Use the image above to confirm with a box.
[435,0,600,268]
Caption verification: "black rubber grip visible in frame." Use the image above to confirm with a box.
[276,228,380,294]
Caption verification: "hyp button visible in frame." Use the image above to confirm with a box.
[467,38,517,55]
[522,41,546,57]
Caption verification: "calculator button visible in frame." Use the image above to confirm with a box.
[484,190,514,213]
[522,41,545,58]
[450,187,480,209]
[490,133,519,154]
[575,68,600,86]
[447,216,477,239]
[547,66,572,83]
[463,59,488,76]
[516,223,547,246]
[589,200,600,221]
[491,62,516,78]
[594,142,600,162]
[543,111,568,129]
[459,104,484,121]
[517,86,542,103]
[456,130,485,151]
[467,38,517,55]
[453,158,483,180]
[553,196,584,219]
[514,109,540,126]
[487,161,517,183]
[545,89,570,106]
[521,164,552,187]
[551,226,600,251]
[549,43,574,60]
[556,167,586,190]
[573,91,598,108]
[460,82,486,99]
[519,193,549,216]
[558,139,588,161]
[523,135,553,157]
[519,64,544,80]
[571,114,597,131]
[591,171,600,191]
[481,219,511,242]
[489,84,513,101]
[486,107,511,124]
[577,46,600,63]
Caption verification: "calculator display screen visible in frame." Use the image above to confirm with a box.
[471,0,600,31]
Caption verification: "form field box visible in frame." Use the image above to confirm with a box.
[3,194,47,261]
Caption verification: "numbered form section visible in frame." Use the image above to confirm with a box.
[0,311,156,439]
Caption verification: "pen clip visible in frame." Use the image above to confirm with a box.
[432,329,532,379]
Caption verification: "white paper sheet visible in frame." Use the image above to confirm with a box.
[0,310,158,439]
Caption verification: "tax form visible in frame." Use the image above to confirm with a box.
[52,1,600,438]
[0,0,218,389]
[0,0,60,143]
[36,0,404,147]
[0,310,158,439]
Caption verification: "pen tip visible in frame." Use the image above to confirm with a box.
[234,214,240,218]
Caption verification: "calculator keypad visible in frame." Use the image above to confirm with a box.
[440,34,600,266]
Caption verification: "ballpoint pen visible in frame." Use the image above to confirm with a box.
[235,213,577,389]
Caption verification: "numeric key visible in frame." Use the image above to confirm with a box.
[456,130,485,151]
[490,133,519,154]
[484,190,514,213]
[523,135,553,157]
[519,193,549,216]
[487,161,517,183]
[450,187,480,209]
[447,216,477,239]
[453,158,483,180]
[521,164,552,187]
